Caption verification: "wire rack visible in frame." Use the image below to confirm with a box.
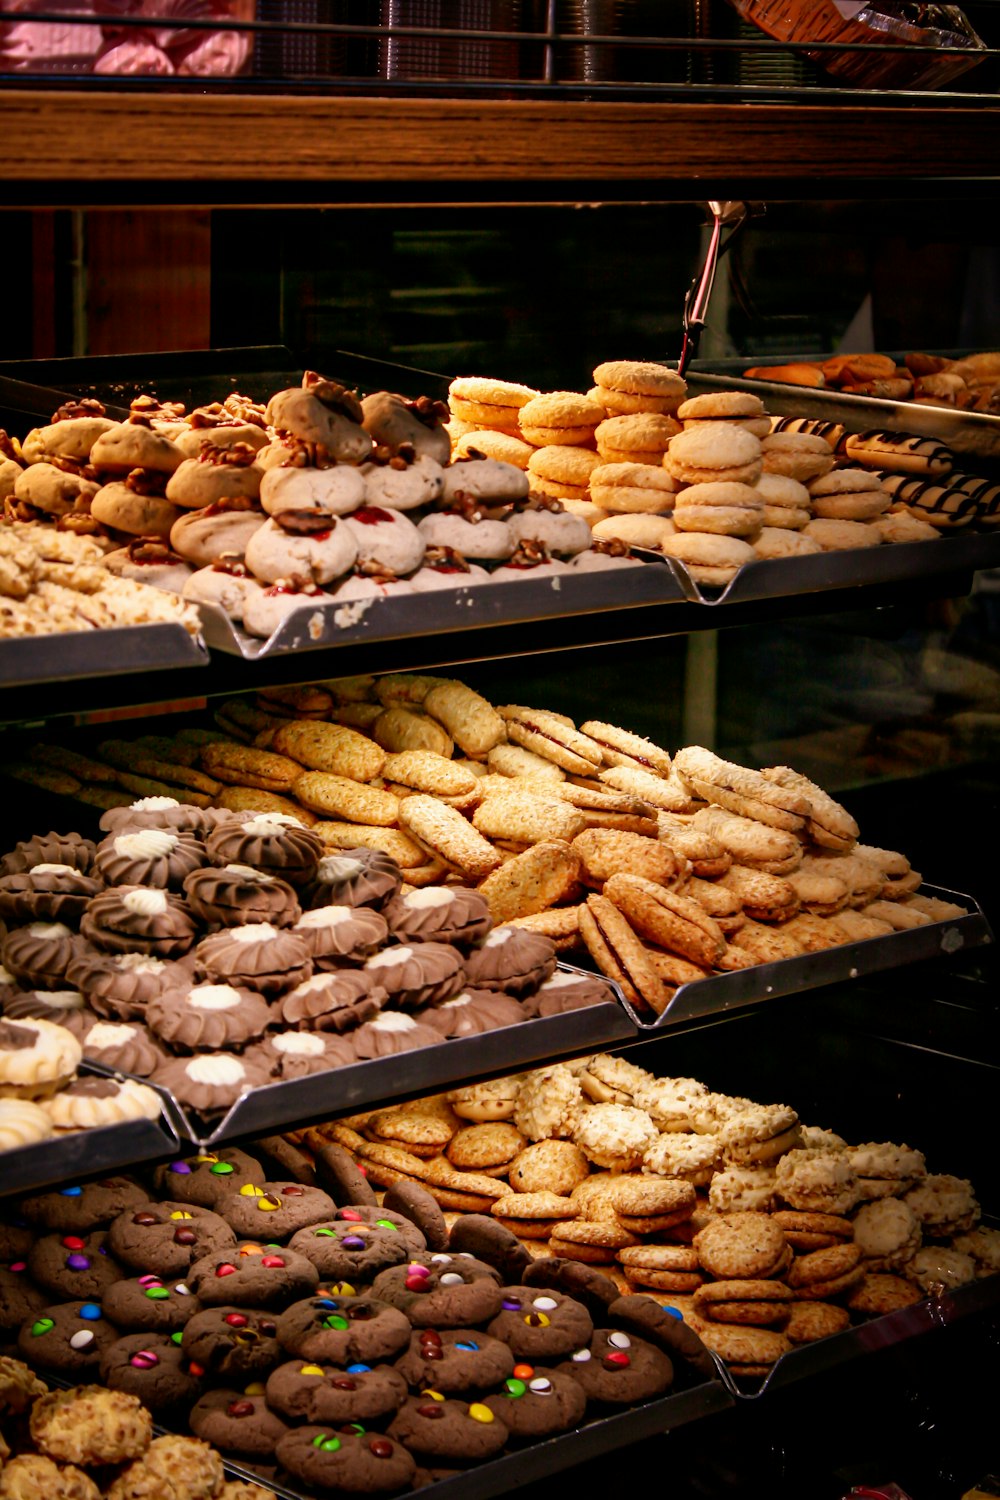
[0,2,998,104]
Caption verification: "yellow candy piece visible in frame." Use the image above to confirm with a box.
[168,1211,193,1220]
[194,1154,218,1164]
[301,1364,325,1376]
[239,1184,265,1197]
[329,1282,356,1297]
[524,1311,551,1328]
[244,1382,266,1396]
[421,1389,445,1402]
[468,1403,494,1424]
[256,1197,282,1212]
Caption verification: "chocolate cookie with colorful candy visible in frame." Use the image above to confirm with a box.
[267,1355,408,1425]
[102,1274,203,1333]
[182,1304,282,1380]
[27,1230,124,1301]
[106,1202,237,1281]
[217,1182,336,1244]
[487,1286,593,1360]
[277,1424,416,1495]
[395,1326,514,1394]
[311,1144,379,1209]
[371,1252,502,1328]
[0,1265,48,1340]
[555,1327,673,1405]
[190,1388,291,1458]
[18,1174,151,1233]
[388,1393,509,1463]
[484,1365,587,1437]
[275,1293,412,1365]
[287,1219,410,1285]
[18,1298,119,1373]
[333,1203,429,1256]
[186,1242,320,1308]
[101,1332,203,1412]
[152,1148,265,1210]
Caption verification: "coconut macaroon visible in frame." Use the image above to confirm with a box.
[595,412,681,466]
[663,422,763,487]
[448,375,539,432]
[527,445,602,501]
[672,480,765,539]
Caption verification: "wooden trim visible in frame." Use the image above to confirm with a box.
[2,90,999,189]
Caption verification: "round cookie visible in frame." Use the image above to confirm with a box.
[394,1326,515,1393]
[100,1332,203,1412]
[331,1205,428,1256]
[484,1365,587,1436]
[18,1299,119,1373]
[152,1149,265,1210]
[27,1384,152,1465]
[447,1122,528,1177]
[555,1328,673,1404]
[508,1140,592,1197]
[99,1433,226,1500]
[217,1183,337,1243]
[102,1274,203,1333]
[27,1230,124,1301]
[18,1176,151,1234]
[287,1220,409,1284]
[663,423,762,486]
[276,1424,416,1494]
[107,1202,237,1280]
[595,413,680,466]
[0,1264,48,1336]
[693,1213,789,1280]
[446,1216,531,1284]
[387,1394,508,1463]
[591,360,686,416]
[190,1388,290,1458]
[518,391,605,447]
[276,1293,412,1365]
[181,1305,282,1379]
[186,1242,320,1308]
[487,1287,593,1360]
[371,1254,503,1328]
[266,1356,408,1424]
[302,847,403,912]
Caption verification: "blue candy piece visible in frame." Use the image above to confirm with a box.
[79,1303,103,1321]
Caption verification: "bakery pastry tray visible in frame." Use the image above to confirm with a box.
[141,979,637,1149]
[617,884,994,1031]
[0,1068,180,1201]
[683,366,1000,464]
[193,562,683,660]
[215,1368,733,1500]
[0,621,208,687]
[742,1227,1000,1400]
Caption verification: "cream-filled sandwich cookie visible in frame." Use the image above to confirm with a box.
[672,480,764,538]
[518,391,605,447]
[589,461,678,515]
[245,514,358,586]
[754,472,812,530]
[526,445,602,501]
[677,390,771,437]
[590,359,687,416]
[591,513,676,551]
[808,468,891,521]
[448,376,538,432]
[596,412,681,466]
[759,431,835,482]
[801,518,882,551]
[753,528,823,559]
[663,422,762,486]
[454,430,536,469]
[660,532,755,586]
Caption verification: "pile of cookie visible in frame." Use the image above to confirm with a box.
[303,1053,998,1380]
[0,521,199,641]
[446,363,999,587]
[0,801,612,1135]
[0,1148,715,1485]
[0,1359,268,1500]
[0,377,635,646]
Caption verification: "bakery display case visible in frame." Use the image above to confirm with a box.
[2,18,1000,1499]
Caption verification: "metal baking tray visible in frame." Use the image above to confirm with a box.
[194,561,685,660]
[0,621,208,688]
[213,1367,732,1500]
[742,1223,1000,1399]
[684,364,1000,463]
[135,976,637,1149]
[613,884,994,1031]
[0,1067,179,1201]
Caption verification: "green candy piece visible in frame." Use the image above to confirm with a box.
[145,1288,170,1300]
[321,1438,342,1453]
[209,1163,234,1175]
[375,1219,397,1231]
[315,1229,337,1238]
[323,1315,349,1331]
[505,1378,527,1398]
[170,1331,184,1345]
[31,1319,55,1337]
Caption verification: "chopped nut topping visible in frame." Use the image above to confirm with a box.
[49,455,97,481]
[51,397,107,422]
[302,371,364,424]
[223,392,268,427]
[0,431,23,464]
[211,553,250,578]
[130,395,186,421]
[124,468,166,496]
[370,441,416,470]
[275,436,338,470]
[274,509,337,537]
[196,440,259,468]
[424,545,471,573]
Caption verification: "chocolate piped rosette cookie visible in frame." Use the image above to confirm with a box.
[182,863,302,929]
[80,887,198,958]
[193,923,313,999]
[93,828,204,892]
[0,864,103,926]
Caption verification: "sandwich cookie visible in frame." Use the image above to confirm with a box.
[664,423,762,486]
[595,413,680,466]
[518,391,605,447]
[677,390,771,437]
[672,480,764,538]
[590,359,687,416]
[808,468,890,521]
[759,431,835,482]
[589,461,678,515]
[448,376,538,432]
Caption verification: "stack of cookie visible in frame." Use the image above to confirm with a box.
[305,1054,997,1382]
[0,1364,269,1500]
[0,1153,713,1479]
[0,800,613,1132]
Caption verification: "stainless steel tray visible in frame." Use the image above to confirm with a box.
[140,977,636,1149]
[0,1068,179,1200]
[684,365,1000,463]
[616,884,993,1030]
[0,621,207,687]
[194,561,685,660]
[744,1228,1000,1398]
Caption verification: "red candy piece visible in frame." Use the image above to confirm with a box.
[603,1352,631,1369]
[62,1236,85,1250]
[261,1256,285,1268]
[369,1438,394,1458]
[405,1276,430,1292]
[341,1210,363,1221]
[216,1264,237,1277]
[225,1313,249,1328]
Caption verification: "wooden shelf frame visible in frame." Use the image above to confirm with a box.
[2,90,1000,205]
